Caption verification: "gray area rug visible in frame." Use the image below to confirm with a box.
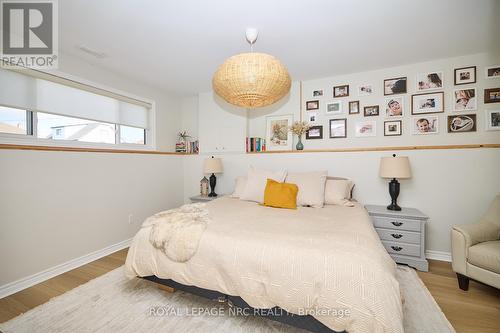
[0,265,455,333]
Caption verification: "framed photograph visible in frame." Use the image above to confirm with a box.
[364,105,379,117]
[411,92,444,114]
[329,119,347,138]
[357,84,373,96]
[384,120,402,136]
[484,88,500,103]
[265,115,293,151]
[385,97,404,117]
[355,121,376,137]
[416,71,443,91]
[485,110,500,131]
[349,100,360,114]
[454,66,476,85]
[306,125,323,139]
[412,116,438,135]
[306,100,319,110]
[326,101,343,114]
[313,90,323,97]
[452,88,476,111]
[485,65,500,79]
[333,85,349,97]
[384,77,407,95]
[448,114,477,133]
[308,112,318,123]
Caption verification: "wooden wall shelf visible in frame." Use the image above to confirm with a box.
[0,144,198,155]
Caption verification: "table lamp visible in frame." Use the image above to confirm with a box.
[379,154,412,211]
[203,156,223,197]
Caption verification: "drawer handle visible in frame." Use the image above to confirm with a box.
[391,233,403,239]
[391,221,403,227]
[391,246,403,252]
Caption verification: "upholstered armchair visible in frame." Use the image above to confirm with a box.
[451,195,500,290]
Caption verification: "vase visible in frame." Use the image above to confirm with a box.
[296,136,304,150]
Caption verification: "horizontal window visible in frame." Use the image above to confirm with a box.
[120,125,146,145]
[0,106,28,135]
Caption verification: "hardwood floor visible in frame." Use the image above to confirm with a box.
[1,250,499,332]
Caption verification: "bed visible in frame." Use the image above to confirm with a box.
[125,196,403,333]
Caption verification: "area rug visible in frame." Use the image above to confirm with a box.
[0,265,455,333]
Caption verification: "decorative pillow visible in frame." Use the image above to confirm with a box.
[263,179,298,210]
[240,166,287,203]
[230,176,247,198]
[285,171,328,208]
[324,179,355,207]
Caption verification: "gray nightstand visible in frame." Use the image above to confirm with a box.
[189,195,219,203]
[365,205,429,272]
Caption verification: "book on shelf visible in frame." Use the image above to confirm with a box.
[246,137,266,152]
[175,140,199,154]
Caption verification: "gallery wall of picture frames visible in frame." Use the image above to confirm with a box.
[302,64,500,141]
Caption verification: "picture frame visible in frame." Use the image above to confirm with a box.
[355,121,376,137]
[412,116,439,135]
[265,114,293,151]
[306,125,323,139]
[452,88,477,112]
[313,90,323,97]
[306,100,319,110]
[363,105,379,117]
[485,110,500,131]
[384,77,407,95]
[385,97,404,117]
[333,85,349,97]
[308,112,318,123]
[357,84,373,96]
[447,114,477,133]
[485,65,500,79]
[484,88,500,103]
[411,92,444,115]
[349,100,360,114]
[329,118,347,138]
[326,101,343,114]
[384,120,402,136]
[416,71,443,91]
[454,66,476,85]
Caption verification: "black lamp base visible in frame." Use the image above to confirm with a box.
[387,178,401,211]
[208,173,217,197]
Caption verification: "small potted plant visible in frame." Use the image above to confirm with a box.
[289,121,310,151]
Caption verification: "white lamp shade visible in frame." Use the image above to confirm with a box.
[204,157,223,174]
[379,156,412,179]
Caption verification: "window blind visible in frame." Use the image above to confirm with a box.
[0,68,150,129]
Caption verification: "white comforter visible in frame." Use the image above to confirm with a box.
[125,197,403,333]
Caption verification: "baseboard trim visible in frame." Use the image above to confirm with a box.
[426,250,452,262]
[0,238,132,299]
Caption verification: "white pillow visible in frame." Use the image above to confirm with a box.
[240,166,287,203]
[324,179,355,206]
[285,171,328,208]
[230,176,247,198]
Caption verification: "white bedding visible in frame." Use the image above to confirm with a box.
[125,197,403,333]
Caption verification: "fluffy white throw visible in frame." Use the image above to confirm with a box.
[142,203,210,262]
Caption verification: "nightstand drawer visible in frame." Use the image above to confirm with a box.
[375,228,420,244]
[382,240,420,257]
[372,216,420,232]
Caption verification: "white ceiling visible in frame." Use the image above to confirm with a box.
[60,0,499,95]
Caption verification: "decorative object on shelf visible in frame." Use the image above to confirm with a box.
[306,125,323,139]
[384,77,407,95]
[485,110,500,131]
[364,105,379,117]
[452,88,476,112]
[348,100,360,114]
[200,176,209,196]
[385,97,404,117]
[329,118,347,138]
[416,71,443,91]
[265,114,293,151]
[485,65,500,79]
[379,154,412,211]
[484,87,500,103]
[384,120,402,136]
[411,92,444,114]
[175,131,198,153]
[246,137,266,152]
[212,28,291,109]
[412,116,438,135]
[289,121,310,150]
[454,66,476,85]
[326,101,343,115]
[333,84,349,97]
[306,100,319,110]
[203,156,223,197]
[447,114,477,133]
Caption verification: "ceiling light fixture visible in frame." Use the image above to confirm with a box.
[212,28,291,109]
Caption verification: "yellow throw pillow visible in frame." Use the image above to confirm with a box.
[263,179,298,209]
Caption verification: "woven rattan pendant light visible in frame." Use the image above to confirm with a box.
[212,28,291,109]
